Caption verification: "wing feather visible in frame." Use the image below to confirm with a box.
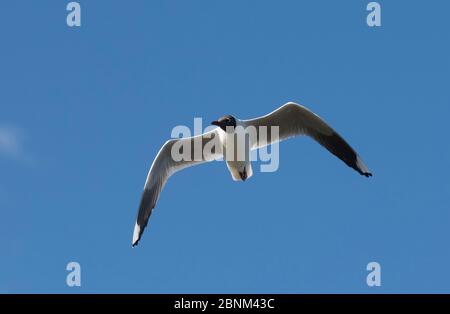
[132,129,223,247]
[244,102,372,177]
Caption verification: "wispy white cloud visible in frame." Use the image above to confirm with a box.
[0,126,28,162]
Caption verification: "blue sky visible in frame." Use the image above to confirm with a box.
[1,1,449,293]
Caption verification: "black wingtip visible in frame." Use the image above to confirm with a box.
[363,172,373,178]
[131,222,148,248]
[132,237,140,248]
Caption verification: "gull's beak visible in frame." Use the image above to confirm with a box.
[211,120,220,127]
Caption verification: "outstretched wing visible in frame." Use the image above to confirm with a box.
[132,129,223,247]
[244,102,372,177]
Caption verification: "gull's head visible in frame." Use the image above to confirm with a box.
[211,115,237,133]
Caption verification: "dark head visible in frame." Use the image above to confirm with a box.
[211,115,237,132]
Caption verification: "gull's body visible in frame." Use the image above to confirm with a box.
[132,102,372,247]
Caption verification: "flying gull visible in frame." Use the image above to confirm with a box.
[132,102,372,246]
